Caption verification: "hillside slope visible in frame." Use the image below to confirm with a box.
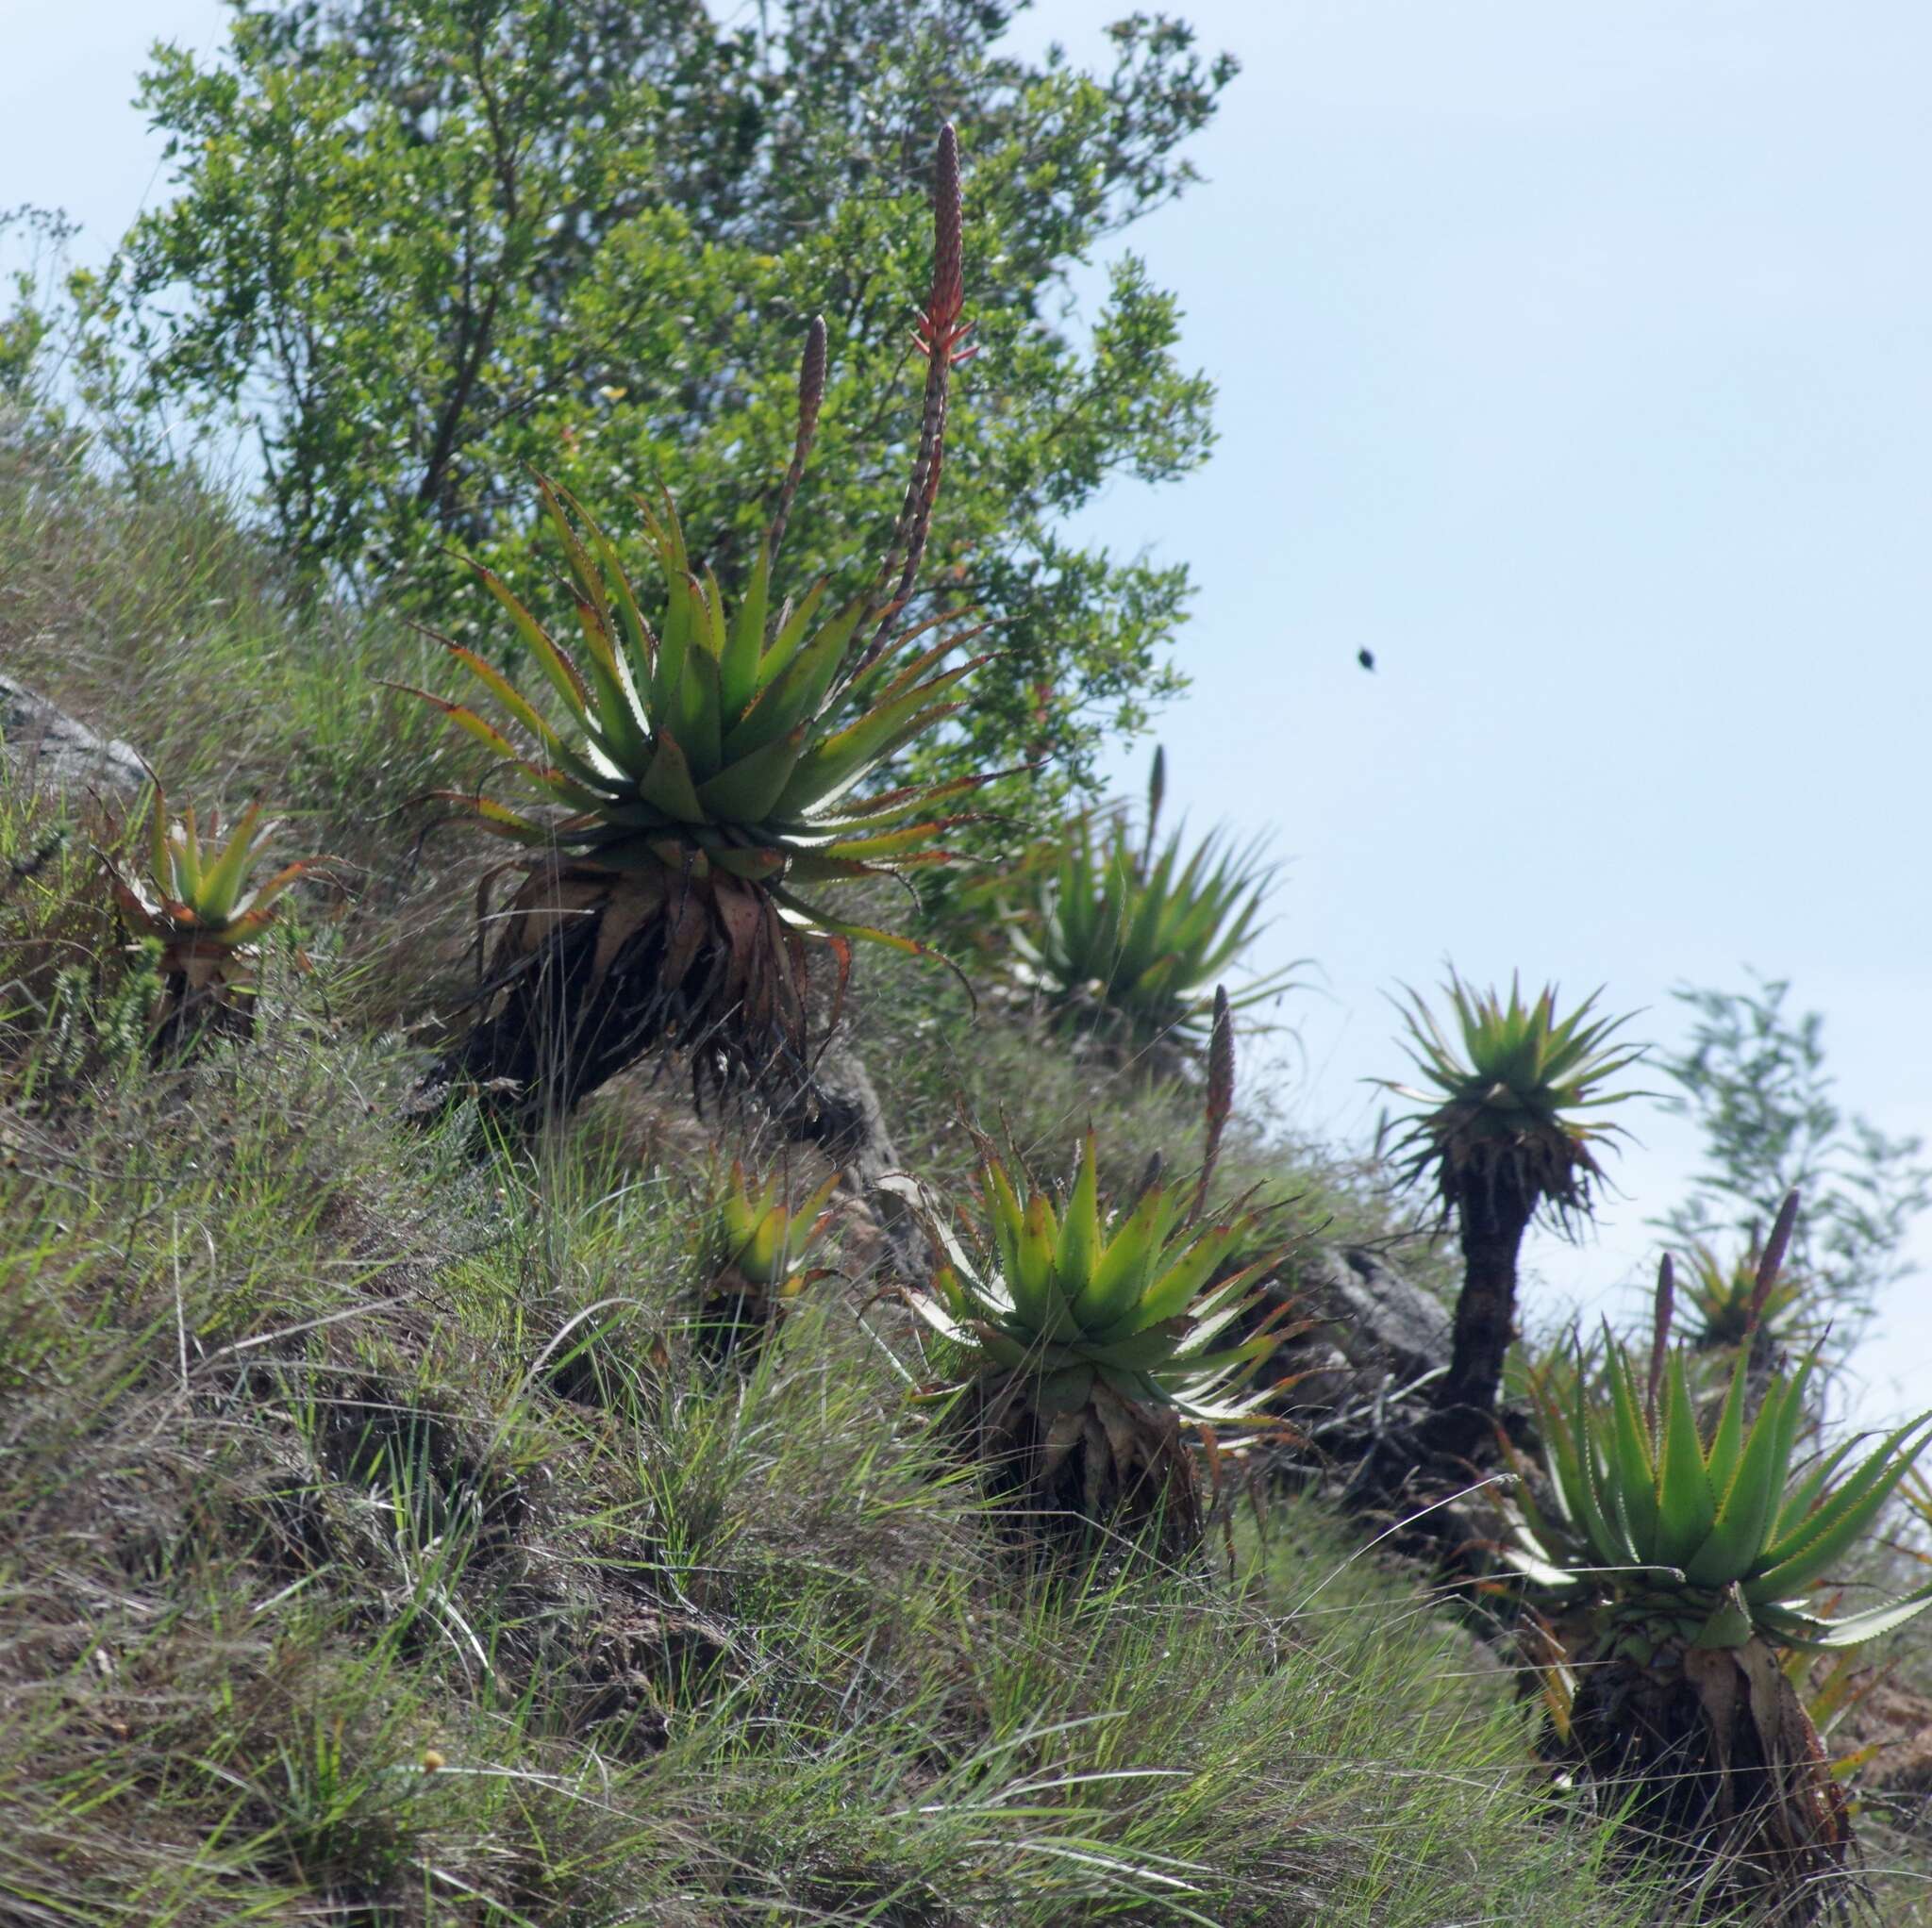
[0,425,1851,1925]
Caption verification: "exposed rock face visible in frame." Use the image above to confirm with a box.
[1311,1245,1452,1386]
[1267,1243,1451,1416]
[0,673,146,795]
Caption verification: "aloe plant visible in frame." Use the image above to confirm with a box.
[1509,1219,1932,1920]
[1681,1240,1812,1355]
[903,995,1289,1555]
[1007,749,1299,1058]
[408,125,984,1123]
[1379,973,1643,1454]
[696,1162,839,1363]
[103,782,325,1052]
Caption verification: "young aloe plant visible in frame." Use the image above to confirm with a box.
[1510,1221,1932,1919]
[103,782,324,1051]
[697,1161,840,1362]
[1008,749,1299,1058]
[904,998,1290,1556]
[1681,1240,1811,1355]
[407,125,984,1123]
[1378,972,1644,1454]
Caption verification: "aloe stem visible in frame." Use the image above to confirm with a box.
[1426,1166,1537,1458]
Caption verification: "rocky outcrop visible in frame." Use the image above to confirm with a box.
[0,672,146,795]
[789,1033,932,1278]
[1266,1242,1451,1420]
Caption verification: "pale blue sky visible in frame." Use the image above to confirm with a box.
[7,1,1930,1412]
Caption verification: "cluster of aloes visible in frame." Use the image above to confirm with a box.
[102,782,326,1054]
[60,103,1932,1928]
[402,124,984,1126]
[695,1161,839,1364]
[79,126,1286,1561]
[1507,1223,1932,1920]
[1004,749,1299,1063]
[1378,972,1646,1455]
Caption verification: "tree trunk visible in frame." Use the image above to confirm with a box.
[1424,1166,1536,1459]
[409,865,813,1130]
[1565,1638,1852,1924]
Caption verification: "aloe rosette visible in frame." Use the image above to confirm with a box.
[1384,974,1643,1210]
[1681,1241,1810,1354]
[698,1161,840,1359]
[1517,1333,1932,1654]
[905,1131,1288,1554]
[104,784,324,1047]
[1008,749,1298,1055]
[1511,1302,1932,1916]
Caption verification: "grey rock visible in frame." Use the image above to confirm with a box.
[1,671,146,796]
[1317,1245,1452,1382]
[1262,1244,1451,1421]
[806,1035,931,1277]
[1272,1340,1355,1414]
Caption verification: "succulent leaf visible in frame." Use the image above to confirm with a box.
[919,1136,1287,1427]
[1518,1321,1932,1658]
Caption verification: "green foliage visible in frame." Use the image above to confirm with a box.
[98,781,326,1047]
[695,1156,841,1362]
[710,1160,839,1294]
[1515,1327,1932,1655]
[1657,971,1932,1343]
[408,478,985,944]
[0,207,75,419]
[1007,747,1300,1053]
[900,1117,1290,1558]
[1381,972,1645,1218]
[910,1129,1285,1423]
[1679,1240,1812,1354]
[82,0,1234,810]
[106,783,320,951]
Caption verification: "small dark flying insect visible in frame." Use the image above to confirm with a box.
[1357,648,1375,673]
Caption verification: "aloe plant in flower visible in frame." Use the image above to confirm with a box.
[1509,1217,1932,1920]
[904,994,1290,1556]
[1379,973,1643,1455]
[1681,1240,1811,1355]
[103,782,325,1052]
[407,125,984,1123]
[1008,749,1298,1059]
[696,1161,839,1363]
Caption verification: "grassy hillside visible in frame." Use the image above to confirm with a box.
[3,424,1925,1924]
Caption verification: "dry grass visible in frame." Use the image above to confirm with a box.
[4,423,1911,1926]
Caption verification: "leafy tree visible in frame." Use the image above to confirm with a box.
[0,208,77,422]
[1656,972,1931,1343]
[79,0,1234,807]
